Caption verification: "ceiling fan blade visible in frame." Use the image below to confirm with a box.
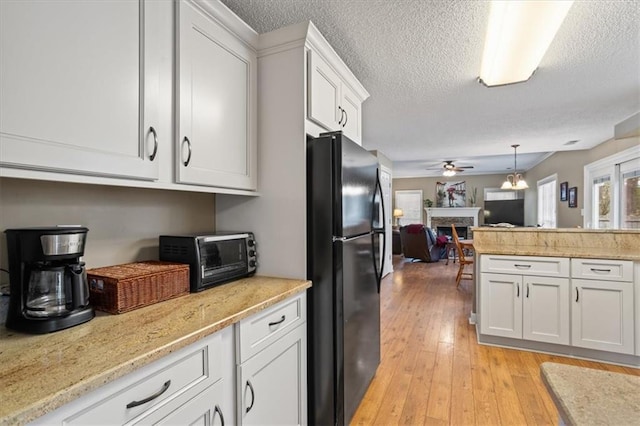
[457,166,474,169]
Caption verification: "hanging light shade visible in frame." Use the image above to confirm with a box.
[443,169,456,177]
[501,144,529,190]
[479,0,574,87]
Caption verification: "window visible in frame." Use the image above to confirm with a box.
[537,174,557,228]
[394,190,423,226]
[584,146,640,229]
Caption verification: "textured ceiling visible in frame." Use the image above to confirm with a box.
[220,0,640,177]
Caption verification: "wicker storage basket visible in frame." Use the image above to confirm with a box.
[87,261,190,314]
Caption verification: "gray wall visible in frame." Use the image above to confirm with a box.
[524,135,639,228]
[393,135,640,228]
[0,178,216,274]
[392,173,511,225]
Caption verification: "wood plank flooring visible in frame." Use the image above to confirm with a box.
[350,256,640,425]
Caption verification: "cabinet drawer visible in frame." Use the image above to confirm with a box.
[481,255,569,277]
[571,258,633,282]
[58,333,223,425]
[237,292,306,363]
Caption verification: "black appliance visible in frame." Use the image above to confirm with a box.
[307,131,386,425]
[159,232,257,292]
[4,227,94,333]
[484,199,525,226]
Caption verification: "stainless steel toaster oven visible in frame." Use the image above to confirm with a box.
[159,232,257,292]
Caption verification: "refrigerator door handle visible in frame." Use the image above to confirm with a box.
[371,169,386,292]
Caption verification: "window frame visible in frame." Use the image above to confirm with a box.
[584,146,640,229]
[537,173,557,228]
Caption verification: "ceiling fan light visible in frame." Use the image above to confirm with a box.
[443,170,456,177]
[479,0,573,87]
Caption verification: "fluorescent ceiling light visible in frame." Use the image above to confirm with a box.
[479,0,573,87]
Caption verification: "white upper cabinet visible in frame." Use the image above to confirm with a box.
[0,0,159,180]
[308,50,364,144]
[176,0,257,190]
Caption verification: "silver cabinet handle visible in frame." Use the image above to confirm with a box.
[338,106,344,125]
[214,404,225,426]
[148,126,158,161]
[245,380,255,413]
[526,283,529,298]
[126,380,171,409]
[516,283,520,298]
[590,268,611,273]
[575,287,579,302]
[268,315,286,327]
[514,264,531,269]
[182,136,192,167]
[343,109,348,127]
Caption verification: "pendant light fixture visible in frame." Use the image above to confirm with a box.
[501,144,529,190]
[479,1,574,87]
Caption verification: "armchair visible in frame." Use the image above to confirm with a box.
[399,224,442,262]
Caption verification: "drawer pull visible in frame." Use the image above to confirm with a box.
[246,380,255,413]
[590,268,611,273]
[126,380,171,409]
[575,288,579,303]
[514,264,532,269]
[268,315,286,327]
[214,404,225,426]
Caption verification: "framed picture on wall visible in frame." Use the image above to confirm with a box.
[560,182,568,201]
[568,187,578,208]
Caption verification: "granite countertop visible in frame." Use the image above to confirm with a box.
[0,276,311,425]
[473,243,640,261]
[540,362,640,426]
[471,227,640,261]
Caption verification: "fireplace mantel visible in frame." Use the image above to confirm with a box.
[424,207,481,229]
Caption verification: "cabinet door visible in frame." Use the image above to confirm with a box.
[177,0,257,190]
[238,326,307,426]
[308,50,341,131]
[523,276,570,345]
[480,273,522,338]
[139,381,227,426]
[571,279,635,354]
[340,83,362,144]
[0,0,159,180]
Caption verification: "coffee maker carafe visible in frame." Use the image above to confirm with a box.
[5,227,95,333]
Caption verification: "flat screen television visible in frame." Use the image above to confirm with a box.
[483,199,525,226]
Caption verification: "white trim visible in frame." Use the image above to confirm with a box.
[584,146,640,228]
[536,173,557,228]
[424,207,482,229]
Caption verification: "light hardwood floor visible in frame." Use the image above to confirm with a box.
[350,256,640,425]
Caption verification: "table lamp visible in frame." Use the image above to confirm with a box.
[393,208,404,227]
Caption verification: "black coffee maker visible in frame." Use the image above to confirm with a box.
[5,227,95,333]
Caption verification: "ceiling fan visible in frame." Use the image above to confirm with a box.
[428,161,474,176]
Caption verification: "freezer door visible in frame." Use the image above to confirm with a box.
[333,133,377,238]
[335,233,381,425]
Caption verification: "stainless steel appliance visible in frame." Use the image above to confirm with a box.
[5,227,94,333]
[159,232,257,292]
[307,131,386,425]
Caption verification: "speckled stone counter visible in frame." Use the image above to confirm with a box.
[472,228,640,261]
[541,362,640,426]
[0,276,311,425]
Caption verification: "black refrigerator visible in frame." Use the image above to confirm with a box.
[307,131,385,425]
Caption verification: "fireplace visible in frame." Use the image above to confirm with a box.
[437,226,468,240]
[424,207,480,240]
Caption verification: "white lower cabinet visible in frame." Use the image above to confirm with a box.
[571,258,635,355]
[31,327,234,426]
[479,255,637,360]
[480,272,569,345]
[139,380,226,425]
[236,292,307,426]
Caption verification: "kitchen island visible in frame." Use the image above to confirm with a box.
[471,227,640,367]
[0,276,311,425]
